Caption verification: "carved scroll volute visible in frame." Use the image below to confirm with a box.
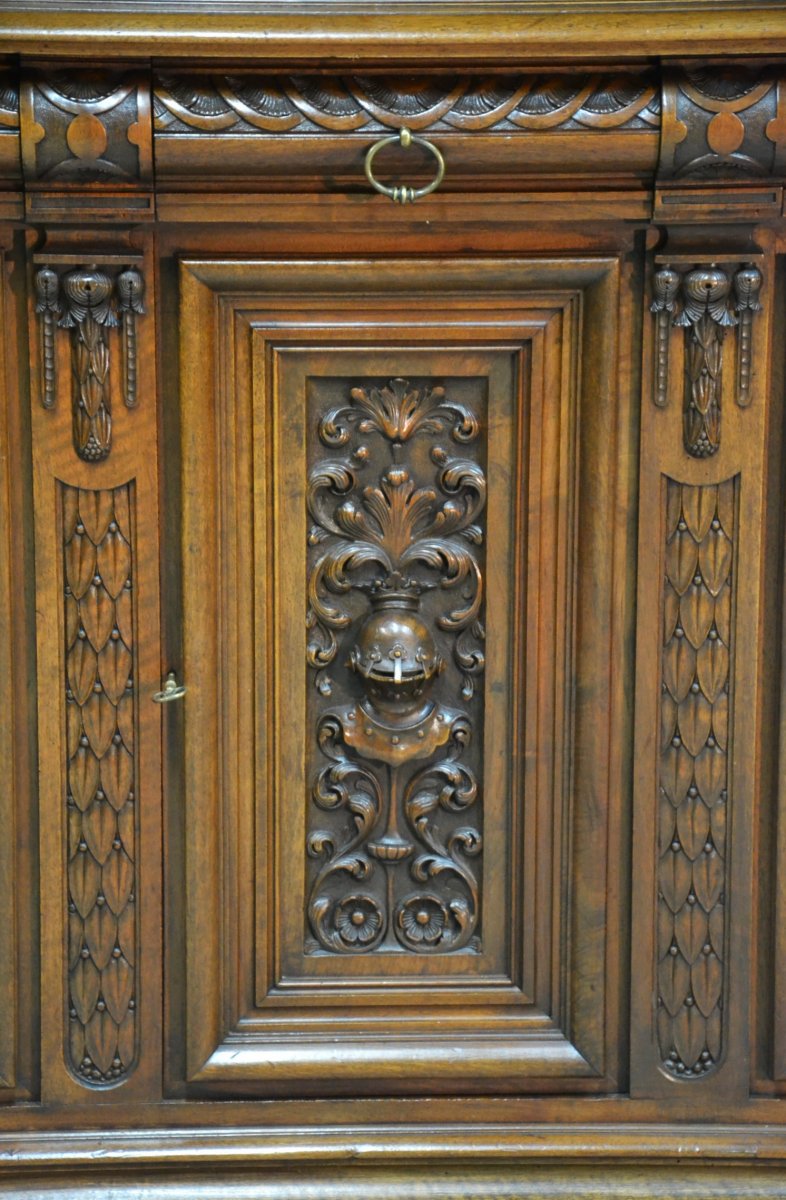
[650,260,763,456]
[306,379,485,956]
[33,263,146,459]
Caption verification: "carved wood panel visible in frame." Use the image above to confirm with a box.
[178,255,633,1095]
[62,482,137,1085]
[28,241,162,1104]
[305,376,485,957]
[631,248,773,1101]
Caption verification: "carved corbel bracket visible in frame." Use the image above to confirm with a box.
[33,260,145,461]
[651,259,763,457]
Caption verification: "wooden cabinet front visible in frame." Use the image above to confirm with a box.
[177,255,632,1095]
[1,27,786,1197]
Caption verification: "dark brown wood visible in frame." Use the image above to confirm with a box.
[0,12,785,1197]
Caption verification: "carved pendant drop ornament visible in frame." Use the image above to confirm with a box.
[34,264,145,461]
[651,261,762,456]
[305,378,485,955]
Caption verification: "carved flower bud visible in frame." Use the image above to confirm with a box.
[678,265,736,327]
[116,267,145,315]
[34,266,60,313]
[733,263,763,312]
[651,265,681,313]
[60,268,117,328]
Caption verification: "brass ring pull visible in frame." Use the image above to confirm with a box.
[152,671,187,703]
[364,126,445,204]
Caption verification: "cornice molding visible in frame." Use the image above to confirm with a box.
[0,2,786,63]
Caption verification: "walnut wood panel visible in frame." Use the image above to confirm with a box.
[630,246,775,1101]
[178,255,634,1096]
[28,242,162,1103]
[2,1,786,62]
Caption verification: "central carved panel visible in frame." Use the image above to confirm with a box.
[305,377,486,955]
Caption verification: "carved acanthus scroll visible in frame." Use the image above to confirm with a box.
[657,478,735,1078]
[306,378,485,955]
[651,262,762,456]
[34,264,145,460]
[63,483,137,1085]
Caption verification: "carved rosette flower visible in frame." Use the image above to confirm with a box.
[335,896,384,946]
[396,895,448,945]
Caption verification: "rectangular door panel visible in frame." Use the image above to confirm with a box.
[178,257,634,1096]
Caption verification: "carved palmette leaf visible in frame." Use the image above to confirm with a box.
[658,951,691,1017]
[680,584,714,649]
[661,745,693,807]
[694,746,726,806]
[699,530,732,596]
[103,849,134,915]
[692,950,723,1019]
[69,853,101,919]
[84,903,118,970]
[65,533,97,600]
[102,956,134,1024]
[117,799,134,850]
[674,904,709,964]
[692,851,724,911]
[85,1009,118,1076]
[97,531,131,598]
[676,794,710,860]
[659,848,692,913]
[681,485,717,542]
[663,584,680,643]
[116,694,134,750]
[67,806,82,860]
[118,904,135,961]
[661,695,678,750]
[69,748,99,812]
[710,799,727,856]
[117,1012,135,1069]
[83,799,117,865]
[674,1006,707,1074]
[663,638,696,703]
[82,693,117,757]
[65,594,80,649]
[68,639,98,706]
[666,529,699,595]
[80,585,115,652]
[677,693,712,757]
[98,639,132,704]
[68,910,84,970]
[78,489,114,543]
[115,588,133,645]
[658,790,676,855]
[712,692,729,750]
[70,957,101,1026]
[100,744,133,811]
[697,640,728,703]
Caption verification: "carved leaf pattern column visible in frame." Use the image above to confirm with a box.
[63,482,137,1085]
[658,478,735,1077]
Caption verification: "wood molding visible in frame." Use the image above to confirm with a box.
[1,2,786,62]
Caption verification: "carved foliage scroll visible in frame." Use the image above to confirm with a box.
[154,73,660,136]
[305,378,485,955]
[62,483,137,1085]
[651,263,762,456]
[20,72,152,184]
[34,265,145,460]
[660,68,786,179]
[657,478,735,1078]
